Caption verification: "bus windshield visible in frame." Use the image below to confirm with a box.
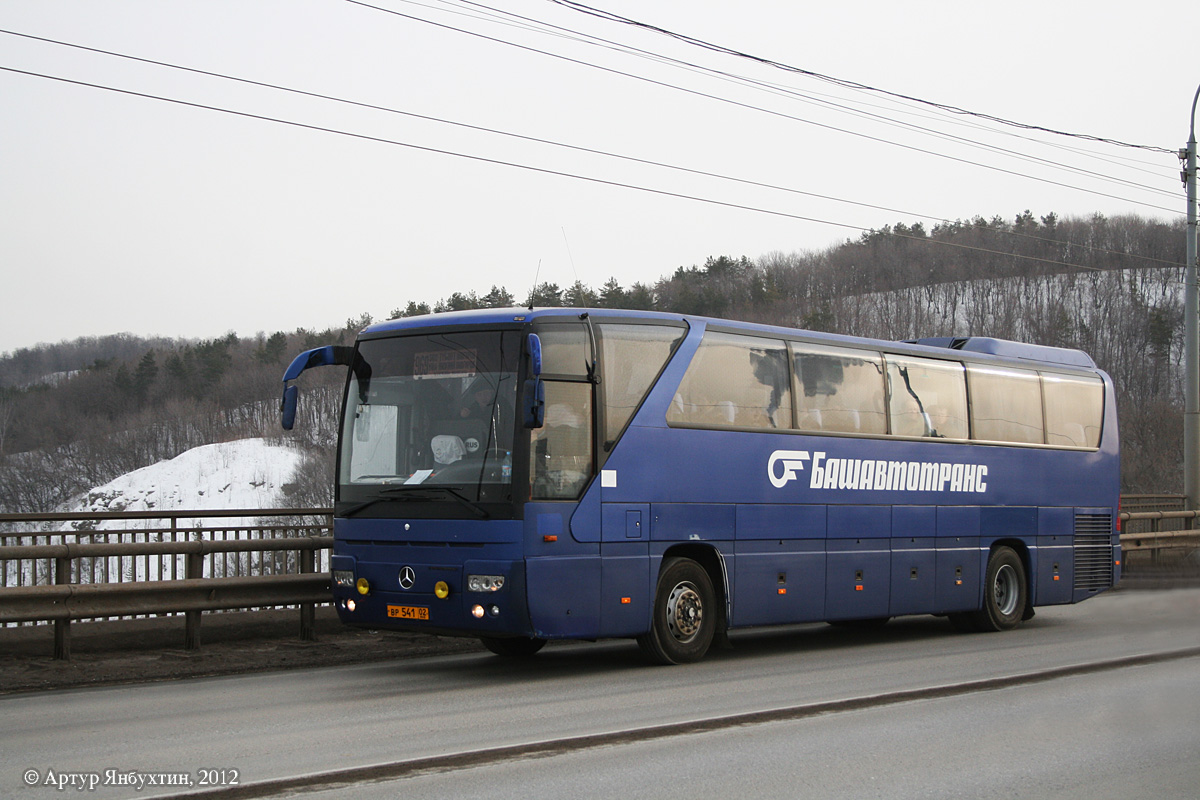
[338,330,521,508]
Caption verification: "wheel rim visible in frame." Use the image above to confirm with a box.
[992,564,1020,617]
[665,580,704,643]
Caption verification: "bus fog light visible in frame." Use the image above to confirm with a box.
[346,599,357,612]
[489,605,500,617]
[467,575,505,592]
[471,605,486,619]
[356,578,370,596]
[333,570,355,588]
[435,581,451,599]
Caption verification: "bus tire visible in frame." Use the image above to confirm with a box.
[480,636,546,658]
[952,546,1028,632]
[637,557,716,665]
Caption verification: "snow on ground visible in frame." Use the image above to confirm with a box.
[3,439,312,586]
[65,438,307,529]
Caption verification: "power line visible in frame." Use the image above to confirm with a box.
[0,28,960,225]
[1,26,1181,266]
[439,0,1178,198]
[482,0,1173,181]
[0,64,1180,274]
[548,0,1176,155]
[343,0,1183,216]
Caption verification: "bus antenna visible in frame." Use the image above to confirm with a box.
[527,259,541,311]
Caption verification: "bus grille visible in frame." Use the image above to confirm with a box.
[1074,513,1114,592]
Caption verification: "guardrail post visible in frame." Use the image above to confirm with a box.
[184,551,203,650]
[1151,517,1161,566]
[299,544,316,642]
[54,555,70,661]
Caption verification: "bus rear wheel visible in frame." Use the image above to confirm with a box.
[637,557,716,665]
[480,636,546,657]
[950,546,1028,632]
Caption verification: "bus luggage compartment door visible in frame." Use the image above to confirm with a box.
[825,506,890,621]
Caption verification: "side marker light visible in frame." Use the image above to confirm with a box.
[543,535,558,542]
[854,585,864,592]
[778,588,787,595]
[620,597,632,604]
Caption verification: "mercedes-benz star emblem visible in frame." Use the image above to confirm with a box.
[399,566,416,590]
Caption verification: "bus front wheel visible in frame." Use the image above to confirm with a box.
[950,546,1028,632]
[480,636,546,657]
[637,557,716,665]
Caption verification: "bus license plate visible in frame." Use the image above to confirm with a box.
[387,605,429,621]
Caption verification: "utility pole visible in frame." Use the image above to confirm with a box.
[1183,84,1200,509]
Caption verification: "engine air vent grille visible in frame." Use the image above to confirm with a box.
[1074,513,1113,592]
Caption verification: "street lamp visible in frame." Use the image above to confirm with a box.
[1183,84,1199,508]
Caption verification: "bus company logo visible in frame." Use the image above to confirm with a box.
[768,450,988,494]
[767,450,811,488]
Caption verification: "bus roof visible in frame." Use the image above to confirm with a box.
[359,307,1098,371]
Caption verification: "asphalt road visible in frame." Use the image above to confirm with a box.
[2,587,1198,800]
[299,658,1200,800]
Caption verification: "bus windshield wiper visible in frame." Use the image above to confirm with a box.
[339,486,490,518]
[337,497,388,517]
[376,485,491,519]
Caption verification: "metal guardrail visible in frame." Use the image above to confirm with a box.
[1119,494,1187,513]
[1,503,1196,661]
[0,508,334,659]
[1119,509,1200,561]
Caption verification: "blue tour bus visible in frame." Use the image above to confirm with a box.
[281,308,1119,664]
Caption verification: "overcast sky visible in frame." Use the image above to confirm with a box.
[1,0,1195,355]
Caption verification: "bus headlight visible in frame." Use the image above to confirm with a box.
[333,570,355,588]
[467,575,505,592]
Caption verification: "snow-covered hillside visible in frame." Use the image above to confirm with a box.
[3,439,314,586]
[63,438,307,525]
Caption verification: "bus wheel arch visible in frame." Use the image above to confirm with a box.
[951,544,1029,632]
[638,547,724,664]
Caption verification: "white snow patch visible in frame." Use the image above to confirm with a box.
[4,439,313,588]
[65,438,306,529]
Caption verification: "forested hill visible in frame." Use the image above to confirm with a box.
[0,211,1187,511]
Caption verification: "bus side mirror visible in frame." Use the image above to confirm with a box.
[281,385,299,430]
[523,379,545,428]
[527,333,542,377]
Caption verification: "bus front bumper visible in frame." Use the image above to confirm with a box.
[331,554,533,638]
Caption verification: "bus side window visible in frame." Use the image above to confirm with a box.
[666,332,790,430]
[1042,372,1104,447]
[967,365,1044,444]
[530,381,593,499]
[791,342,886,434]
[536,324,590,377]
[886,356,968,439]
[597,324,685,448]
